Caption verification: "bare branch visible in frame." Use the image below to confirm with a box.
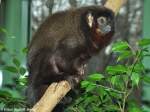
[105,0,127,15]
[30,81,71,112]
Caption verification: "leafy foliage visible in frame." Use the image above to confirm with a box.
[66,39,150,112]
[0,28,28,108]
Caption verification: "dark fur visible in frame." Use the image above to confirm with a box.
[27,6,114,111]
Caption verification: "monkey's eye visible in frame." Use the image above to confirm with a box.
[97,17,107,25]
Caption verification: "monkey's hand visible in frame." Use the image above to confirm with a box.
[77,64,87,76]
[67,64,87,88]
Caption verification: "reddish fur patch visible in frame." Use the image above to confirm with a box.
[91,22,113,49]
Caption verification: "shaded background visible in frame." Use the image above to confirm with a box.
[0,0,150,110]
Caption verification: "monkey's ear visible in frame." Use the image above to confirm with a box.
[86,12,94,28]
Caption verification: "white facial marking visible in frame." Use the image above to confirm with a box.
[87,13,93,28]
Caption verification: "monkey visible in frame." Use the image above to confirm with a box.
[27,5,115,111]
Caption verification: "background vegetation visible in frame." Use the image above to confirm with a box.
[0,0,150,111]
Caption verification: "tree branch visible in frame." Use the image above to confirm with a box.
[105,0,127,15]
[30,0,127,112]
[30,81,71,112]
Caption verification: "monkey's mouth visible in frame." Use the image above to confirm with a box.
[97,25,111,35]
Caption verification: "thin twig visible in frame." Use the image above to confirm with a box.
[93,84,125,94]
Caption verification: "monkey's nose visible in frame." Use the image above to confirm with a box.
[104,25,111,33]
[98,25,111,34]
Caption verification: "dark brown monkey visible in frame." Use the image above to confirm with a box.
[27,6,115,111]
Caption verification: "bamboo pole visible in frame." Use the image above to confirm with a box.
[30,0,127,112]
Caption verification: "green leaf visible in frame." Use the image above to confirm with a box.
[0,42,5,51]
[81,80,91,88]
[138,38,150,46]
[143,53,150,57]
[131,72,140,86]
[83,96,96,106]
[92,105,102,111]
[113,91,122,98]
[0,27,15,38]
[129,107,142,112]
[88,73,104,81]
[133,63,145,73]
[105,105,119,111]
[78,106,85,112]
[96,88,107,97]
[0,27,8,34]
[22,47,28,54]
[12,58,20,67]
[0,90,12,98]
[111,76,120,86]
[86,84,95,92]
[112,41,129,52]
[19,67,26,75]
[128,103,142,112]
[4,66,18,73]
[117,51,133,61]
[74,97,84,105]
[143,76,150,84]
[106,65,128,74]
[18,75,28,86]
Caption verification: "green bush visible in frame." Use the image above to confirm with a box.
[66,39,150,112]
[0,27,27,108]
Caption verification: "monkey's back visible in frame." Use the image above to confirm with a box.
[27,9,86,65]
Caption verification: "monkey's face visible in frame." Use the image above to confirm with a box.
[86,12,114,35]
[85,8,115,49]
[97,16,112,34]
